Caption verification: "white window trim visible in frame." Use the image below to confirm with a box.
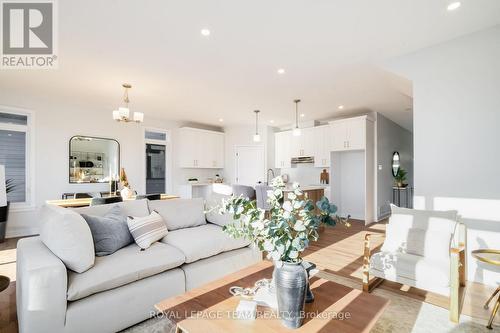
[0,105,35,212]
[143,127,172,195]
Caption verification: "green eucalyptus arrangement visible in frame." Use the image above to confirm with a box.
[219,177,350,263]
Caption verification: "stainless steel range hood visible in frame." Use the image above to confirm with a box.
[291,156,314,164]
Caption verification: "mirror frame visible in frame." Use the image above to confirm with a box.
[391,151,400,177]
[68,135,120,184]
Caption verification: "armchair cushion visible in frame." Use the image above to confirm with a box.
[383,224,452,260]
[382,205,459,260]
[370,251,450,289]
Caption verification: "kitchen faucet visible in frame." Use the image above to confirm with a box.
[266,168,275,185]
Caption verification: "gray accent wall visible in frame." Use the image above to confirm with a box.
[376,113,413,219]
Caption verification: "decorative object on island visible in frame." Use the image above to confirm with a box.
[214,174,223,183]
[391,151,400,177]
[112,83,144,123]
[119,168,134,199]
[292,99,302,137]
[394,167,407,187]
[0,165,15,243]
[218,177,350,329]
[320,169,329,184]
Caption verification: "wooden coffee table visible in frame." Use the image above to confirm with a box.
[155,261,389,333]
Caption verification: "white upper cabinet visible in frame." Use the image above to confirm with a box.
[329,116,366,151]
[179,128,224,168]
[275,131,291,168]
[290,127,315,157]
[314,125,332,168]
[346,117,366,150]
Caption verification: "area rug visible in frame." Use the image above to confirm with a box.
[121,272,492,333]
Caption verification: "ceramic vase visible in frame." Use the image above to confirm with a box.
[274,261,308,329]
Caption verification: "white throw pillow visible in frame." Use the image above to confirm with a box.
[127,211,168,249]
[39,204,95,273]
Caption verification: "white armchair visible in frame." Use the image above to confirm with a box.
[363,204,466,322]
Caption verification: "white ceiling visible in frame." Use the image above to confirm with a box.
[1,0,500,131]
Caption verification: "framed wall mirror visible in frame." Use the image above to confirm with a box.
[69,136,120,183]
[392,151,401,177]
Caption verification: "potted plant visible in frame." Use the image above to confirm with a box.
[394,168,408,188]
[0,179,15,243]
[218,177,349,329]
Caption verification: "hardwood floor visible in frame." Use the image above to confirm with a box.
[0,221,496,332]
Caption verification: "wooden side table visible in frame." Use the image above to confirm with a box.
[472,249,500,329]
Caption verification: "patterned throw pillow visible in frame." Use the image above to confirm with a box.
[127,211,168,249]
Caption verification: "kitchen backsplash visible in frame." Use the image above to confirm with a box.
[279,164,329,186]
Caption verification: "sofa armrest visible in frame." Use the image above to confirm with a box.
[16,237,67,333]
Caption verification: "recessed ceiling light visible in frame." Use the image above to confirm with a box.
[218,118,224,122]
[201,28,211,36]
[300,114,305,118]
[338,105,345,110]
[270,120,275,124]
[277,68,285,74]
[447,2,461,11]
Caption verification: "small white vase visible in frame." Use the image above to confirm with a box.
[120,186,133,200]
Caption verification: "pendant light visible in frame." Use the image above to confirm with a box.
[253,110,261,142]
[292,99,301,136]
[112,83,144,123]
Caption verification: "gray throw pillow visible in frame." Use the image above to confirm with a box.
[81,205,134,256]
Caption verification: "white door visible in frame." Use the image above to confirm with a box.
[235,146,266,186]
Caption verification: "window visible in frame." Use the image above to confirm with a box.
[0,109,33,208]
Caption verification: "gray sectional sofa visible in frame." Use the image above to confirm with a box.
[16,198,260,333]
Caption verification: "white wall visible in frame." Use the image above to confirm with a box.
[2,102,221,237]
[376,113,413,219]
[386,25,500,286]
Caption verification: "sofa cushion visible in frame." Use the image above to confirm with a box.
[67,242,185,301]
[148,198,206,231]
[161,224,251,263]
[73,199,150,218]
[40,204,95,273]
[128,211,168,249]
[81,205,134,256]
[205,193,238,227]
[370,251,450,287]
